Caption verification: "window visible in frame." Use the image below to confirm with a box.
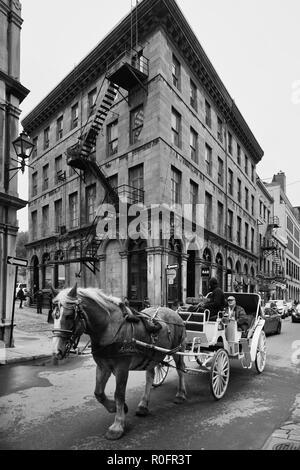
[190,80,197,110]
[245,154,249,175]
[237,178,242,203]
[205,192,213,231]
[130,105,144,144]
[259,201,263,218]
[217,117,223,143]
[237,143,241,165]
[129,164,144,204]
[42,205,49,237]
[172,54,181,90]
[251,164,255,182]
[44,127,50,150]
[245,222,249,250]
[86,185,96,223]
[237,216,241,245]
[32,137,38,158]
[107,120,118,156]
[190,180,198,223]
[228,169,233,195]
[42,164,49,191]
[251,228,255,252]
[31,211,37,239]
[228,210,233,241]
[205,100,212,128]
[218,157,224,186]
[69,193,79,229]
[55,155,63,184]
[56,116,63,140]
[205,144,212,176]
[217,202,224,236]
[228,132,233,155]
[32,172,38,197]
[190,127,198,163]
[88,88,97,115]
[245,187,249,211]
[71,103,79,130]
[171,167,182,205]
[251,195,255,216]
[55,199,63,231]
[171,108,181,148]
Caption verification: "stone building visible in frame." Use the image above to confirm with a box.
[0,0,28,345]
[22,0,264,309]
[266,172,300,302]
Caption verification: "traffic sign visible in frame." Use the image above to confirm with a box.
[167,264,178,270]
[7,256,28,267]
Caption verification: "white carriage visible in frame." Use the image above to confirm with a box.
[150,293,267,400]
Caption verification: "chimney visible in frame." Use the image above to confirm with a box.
[272,171,286,193]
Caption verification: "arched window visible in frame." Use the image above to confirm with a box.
[216,253,223,289]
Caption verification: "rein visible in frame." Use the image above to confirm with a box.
[52,301,87,356]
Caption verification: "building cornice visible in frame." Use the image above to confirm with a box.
[256,177,274,202]
[0,69,29,103]
[0,191,27,210]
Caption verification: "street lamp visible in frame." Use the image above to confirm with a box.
[11,131,35,174]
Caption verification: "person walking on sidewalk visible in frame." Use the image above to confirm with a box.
[17,288,26,309]
[47,291,54,323]
[35,289,43,314]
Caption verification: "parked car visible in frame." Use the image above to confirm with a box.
[287,301,295,317]
[266,300,288,319]
[15,283,28,299]
[262,307,282,335]
[291,304,300,323]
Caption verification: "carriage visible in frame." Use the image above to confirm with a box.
[149,293,267,400]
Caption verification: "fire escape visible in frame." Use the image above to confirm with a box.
[66,49,149,274]
[260,216,285,282]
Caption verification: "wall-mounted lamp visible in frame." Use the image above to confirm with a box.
[7,131,35,182]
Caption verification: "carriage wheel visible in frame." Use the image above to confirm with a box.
[152,356,171,388]
[209,349,230,400]
[255,330,267,374]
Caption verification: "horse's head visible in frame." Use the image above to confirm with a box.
[52,284,86,360]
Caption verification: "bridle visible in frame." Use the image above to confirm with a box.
[52,299,87,357]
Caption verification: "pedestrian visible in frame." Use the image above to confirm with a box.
[47,291,54,323]
[17,288,26,309]
[34,289,43,314]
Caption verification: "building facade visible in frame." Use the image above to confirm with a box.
[266,172,300,302]
[0,0,28,345]
[22,0,264,309]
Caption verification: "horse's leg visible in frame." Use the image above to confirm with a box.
[173,355,187,404]
[94,364,118,414]
[106,366,129,441]
[136,368,155,417]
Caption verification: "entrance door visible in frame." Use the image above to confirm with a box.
[128,240,147,310]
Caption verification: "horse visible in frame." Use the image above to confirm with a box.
[52,284,187,440]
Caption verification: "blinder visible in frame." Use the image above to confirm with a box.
[52,300,87,354]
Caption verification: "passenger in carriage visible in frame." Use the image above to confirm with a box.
[224,296,249,333]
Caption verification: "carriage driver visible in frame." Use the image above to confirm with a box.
[224,296,249,332]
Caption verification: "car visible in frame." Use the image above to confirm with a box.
[291,305,300,323]
[262,307,282,335]
[267,300,289,319]
[286,301,295,317]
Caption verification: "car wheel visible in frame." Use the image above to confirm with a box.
[276,322,281,334]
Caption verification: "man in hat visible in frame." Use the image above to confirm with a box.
[224,295,249,331]
[193,277,225,320]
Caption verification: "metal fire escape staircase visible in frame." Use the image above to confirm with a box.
[261,216,285,281]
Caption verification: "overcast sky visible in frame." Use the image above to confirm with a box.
[17,0,300,231]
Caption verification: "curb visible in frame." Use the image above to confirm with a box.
[0,353,53,366]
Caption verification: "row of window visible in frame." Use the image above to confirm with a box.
[31,184,97,238]
[259,200,271,223]
[32,88,98,156]
[287,215,300,241]
[171,54,256,180]
[286,258,300,280]
[259,258,285,277]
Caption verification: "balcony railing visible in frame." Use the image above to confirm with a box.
[106,50,149,91]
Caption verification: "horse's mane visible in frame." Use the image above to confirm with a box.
[55,287,122,315]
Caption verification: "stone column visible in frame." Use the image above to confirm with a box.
[119,252,128,299]
[146,247,164,307]
[98,254,106,290]
[181,254,189,304]
[195,257,202,298]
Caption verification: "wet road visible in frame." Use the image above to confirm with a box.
[0,319,299,450]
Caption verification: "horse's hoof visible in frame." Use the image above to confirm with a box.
[105,429,124,441]
[136,406,149,417]
[124,403,129,414]
[173,396,186,405]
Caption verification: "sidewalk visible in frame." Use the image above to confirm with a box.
[0,304,90,365]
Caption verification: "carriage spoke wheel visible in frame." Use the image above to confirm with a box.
[153,356,171,388]
[255,330,267,374]
[210,349,230,400]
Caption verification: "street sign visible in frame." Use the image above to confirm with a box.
[167,264,178,270]
[7,256,28,267]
